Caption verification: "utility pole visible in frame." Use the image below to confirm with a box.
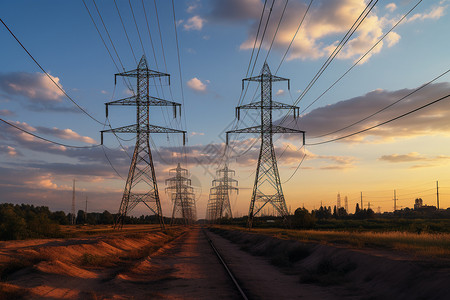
[393,189,397,211]
[71,179,76,225]
[206,164,238,223]
[165,163,196,225]
[84,195,88,224]
[360,192,363,209]
[226,63,305,228]
[337,193,341,209]
[437,180,440,209]
[101,56,186,230]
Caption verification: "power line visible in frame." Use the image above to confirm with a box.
[307,93,450,146]
[91,0,126,69]
[0,118,100,149]
[312,68,450,138]
[283,0,378,121]
[275,0,313,74]
[113,0,137,64]
[298,0,424,116]
[101,145,125,180]
[264,0,289,63]
[171,0,189,166]
[245,0,268,79]
[0,17,106,126]
[128,0,146,57]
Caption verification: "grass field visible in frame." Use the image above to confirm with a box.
[215,225,450,259]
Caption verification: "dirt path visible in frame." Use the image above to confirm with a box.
[2,227,242,299]
[113,227,242,299]
[206,229,342,300]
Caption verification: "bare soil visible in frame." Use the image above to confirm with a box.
[2,225,449,299]
[209,227,450,300]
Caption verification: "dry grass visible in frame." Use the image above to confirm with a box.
[217,226,450,259]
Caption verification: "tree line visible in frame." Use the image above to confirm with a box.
[0,203,165,240]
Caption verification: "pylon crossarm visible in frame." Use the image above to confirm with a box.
[115,68,170,79]
[106,95,181,107]
[102,124,186,144]
[226,125,261,145]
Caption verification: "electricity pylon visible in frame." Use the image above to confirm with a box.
[206,164,238,223]
[165,163,196,225]
[101,56,186,229]
[226,62,305,228]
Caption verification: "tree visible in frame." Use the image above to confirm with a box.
[0,206,27,240]
[100,210,114,224]
[293,207,316,228]
[355,203,360,214]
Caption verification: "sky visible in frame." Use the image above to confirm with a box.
[1,0,450,218]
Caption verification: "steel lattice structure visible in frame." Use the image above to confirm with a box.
[101,56,186,229]
[206,164,238,223]
[227,62,305,228]
[165,163,196,225]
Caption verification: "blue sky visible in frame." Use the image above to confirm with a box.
[1,0,450,218]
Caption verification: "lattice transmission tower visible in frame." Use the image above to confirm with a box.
[226,62,305,228]
[101,56,186,229]
[165,163,196,225]
[206,164,238,223]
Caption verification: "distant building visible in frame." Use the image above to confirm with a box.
[414,198,436,212]
[414,198,423,210]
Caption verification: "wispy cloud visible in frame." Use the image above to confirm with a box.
[184,15,205,31]
[379,152,450,167]
[407,4,447,23]
[0,109,14,116]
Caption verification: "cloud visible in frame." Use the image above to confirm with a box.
[0,145,21,157]
[0,109,14,116]
[283,82,450,144]
[275,89,285,96]
[385,3,397,13]
[35,127,97,144]
[0,72,81,112]
[187,0,200,13]
[187,77,208,92]
[190,132,205,136]
[184,15,205,30]
[379,152,424,163]
[208,0,263,21]
[0,72,64,102]
[379,152,450,165]
[407,4,447,23]
[205,1,442,63]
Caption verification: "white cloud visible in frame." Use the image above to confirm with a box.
[407,5,447,23]
[225,0,443,63]
[184,15,205,31]
[275,89,285,96]
[190,132,205,136]
[385,3,397,13]
[187,77,207,92]
[36,127,97,144]
[187,1,200,13]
